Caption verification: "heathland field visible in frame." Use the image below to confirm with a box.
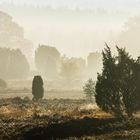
[0,80,140,140]
[0,98,140,140]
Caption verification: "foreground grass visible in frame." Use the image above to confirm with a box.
[0,97,140,140]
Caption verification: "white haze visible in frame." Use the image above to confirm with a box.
[0,0,140,58]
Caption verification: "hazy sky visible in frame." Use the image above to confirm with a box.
[0,0,139,7]
[1,0,140,10]
[0,0,140,58]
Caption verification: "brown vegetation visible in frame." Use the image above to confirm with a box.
[0,97,140,140]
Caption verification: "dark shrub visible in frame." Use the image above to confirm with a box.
[95,44,140,118]
[32,75,44,101]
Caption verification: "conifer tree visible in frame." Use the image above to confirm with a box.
[83,79,95,102]
[32,75,44,101]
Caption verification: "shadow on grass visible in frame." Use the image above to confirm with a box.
[23,117,123,140]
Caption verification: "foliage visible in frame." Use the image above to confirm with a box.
[95,44,140,118]
[61,60,79,80]
[35,45,60,78]
[32,75,44,101]
[0,78,7,89]
[0,48,30,79]
[83,79,95,102]
[95,45,123,117]
[0,11,33,60]
[60,57,85,80]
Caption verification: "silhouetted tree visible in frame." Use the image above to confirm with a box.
[116,47,137,117]
[32,75,44,101]
[95,45,123,117]
[132,56,140,112]
[83,79,95,102]
[95,44,140,118]
[35,45,60,78]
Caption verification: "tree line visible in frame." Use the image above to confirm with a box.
[0,48,29,79]
[35,45,101,80]
[0,45,101,80]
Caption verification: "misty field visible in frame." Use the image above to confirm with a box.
[0,80,84,99]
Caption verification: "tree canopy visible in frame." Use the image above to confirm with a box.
[60,57,86,80]
[35,45,60,78]
[83,79,95,102]
[95,44,140,118]
[0,48,30,79]
[0,11,33,62]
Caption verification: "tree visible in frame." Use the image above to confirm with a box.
[83,79,95,102]
[0,11,33,62]
[35,45,60,78]
[95,44,140,118]
[32,75,44,101]
[95,45,123,117]
[0,78,7,89]
[0,48,30,79]
[116,47,137,117]
[131,56,140,112]
[60,57,85,80]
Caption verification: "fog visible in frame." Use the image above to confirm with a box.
[0,0,140,80]
[0,0,139,59]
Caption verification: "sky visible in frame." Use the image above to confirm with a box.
[1,0,140,10]
[0,0,140,58]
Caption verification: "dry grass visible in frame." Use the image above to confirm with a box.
[0,97,140,140]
